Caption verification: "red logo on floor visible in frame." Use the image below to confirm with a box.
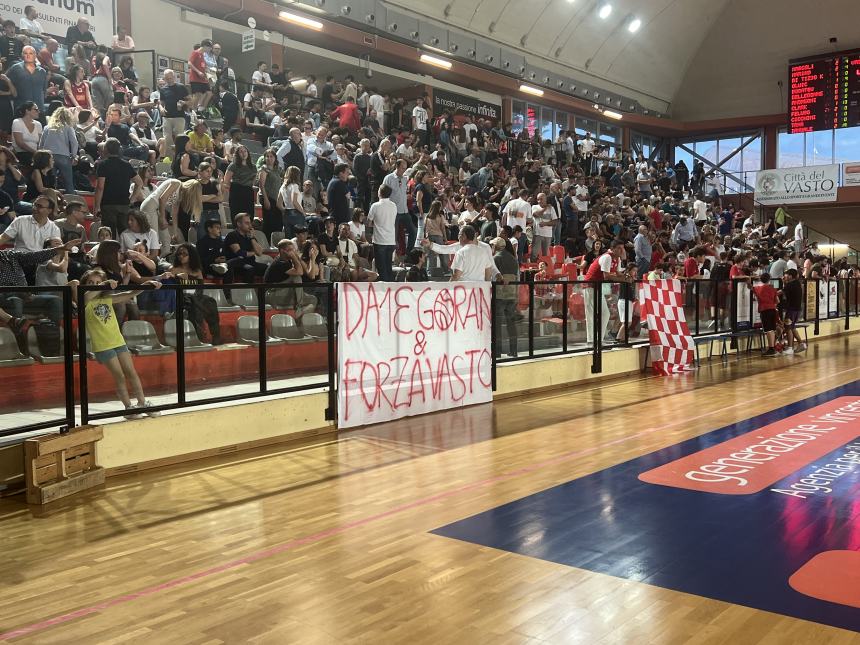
[639,397,860,494]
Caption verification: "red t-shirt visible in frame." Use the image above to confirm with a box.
[188,49,207,83]
[683,257,699,278]
[649,209,662,230]
[753,284,778,311]
[330,103,361,132]
[729,264,745,279]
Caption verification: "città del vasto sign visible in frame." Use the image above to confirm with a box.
[8,0,115,39]
[432,88,501,123]
[754,164,839,205]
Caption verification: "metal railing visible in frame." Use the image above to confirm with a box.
[0,277,857,439]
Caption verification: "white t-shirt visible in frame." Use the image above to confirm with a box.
[532,204,557,238]
[348,221,365,240]
[396,143,414,160]
[120,228,160,254]
[579,138,595,155]
[367,198,397,246]
[279,182,301,211]
[368,94,384,116]
[412,106,428,131]
[3,215,60,251]
[794,222,803,241]
[693,199,708,222]
[19,17,43,36]
[503,198,531,231]
[251,70,272,85]
[306,83,318,98]
[452,243,495,281]
[463,122,478,142]
[574,185,589,212]
[338,237,358,268]
[12,118,43,153]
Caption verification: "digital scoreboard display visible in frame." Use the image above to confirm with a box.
[788,50,860,133]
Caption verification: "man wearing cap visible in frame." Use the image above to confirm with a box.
[132,111,161,158]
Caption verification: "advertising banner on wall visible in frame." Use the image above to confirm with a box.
[432,88,501,125]
[337,282,492,429]
[10,0,115,39]
[843,162,860,186]
[754,164,839,205]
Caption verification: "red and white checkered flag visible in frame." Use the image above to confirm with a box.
[638,280,695,375]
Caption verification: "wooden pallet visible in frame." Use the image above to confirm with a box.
[24,426,105,505]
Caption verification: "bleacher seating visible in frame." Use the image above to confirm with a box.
[236,315,285,346]
[300,312,328,339]
[0,328,35,367]
[164,319,213,352]
[270,313,313,343]
[121,321,174,356]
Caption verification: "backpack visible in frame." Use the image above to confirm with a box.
[33,320,61,357]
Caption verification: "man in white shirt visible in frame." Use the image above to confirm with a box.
[692,195,708,223]
[412,96,429,149]
[306,126,335,190]
[0,196,61,252]
[574,180,590,221]
[794,219,804,254]
[450,226,496,282]
[462,115,478,144]
[564,131,576,165]
[368,91,385,129]
[578,132,596,175]
[367,184,397,281]
[502,188,532,232]
[530,192,557,260]
[251,62,273,93]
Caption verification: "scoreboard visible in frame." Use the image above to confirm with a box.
[788,50,860,133]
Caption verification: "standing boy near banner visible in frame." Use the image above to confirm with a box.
[753,272,780,356]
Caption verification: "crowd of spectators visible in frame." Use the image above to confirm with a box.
[0,7,853,384]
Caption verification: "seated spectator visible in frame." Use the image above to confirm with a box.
[171,134,197,181]
[11,101,42,166]
[35,237,72,287]
[170,243,221,344]
[111,26,135,52]
[223,212,267,282]
[196,219,229,278]
[132,111,162,159]
[0,237,79,323]
[120,210,160,264]
[105,105,150,163]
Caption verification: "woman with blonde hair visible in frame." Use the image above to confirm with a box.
[277,165,305,237]
[176,179,203,242]
[39,106,78,194]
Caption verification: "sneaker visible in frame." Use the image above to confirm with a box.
[763,348,777,357]
[782,347,794,355]
[796,343,807,352]
[8,317,29,336]
[211,263,228,275]
[141,401,161,417]
[124,405,144,420]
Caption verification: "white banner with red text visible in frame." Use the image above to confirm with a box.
[337,282,493,429]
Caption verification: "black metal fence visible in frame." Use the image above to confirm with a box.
[0,278,856,438]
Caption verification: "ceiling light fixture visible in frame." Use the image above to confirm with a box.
[627,17,641,33]
[278,10,323,31]
[519,84,544,97]
[603,109,623,120]
[420,53,452,70]
[598,3,612,19]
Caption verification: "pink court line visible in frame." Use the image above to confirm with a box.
[3,364,858,641]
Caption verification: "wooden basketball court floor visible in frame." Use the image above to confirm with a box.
[2,336,860,644]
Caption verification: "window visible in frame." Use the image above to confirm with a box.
[675,131,762,194]
[632,132,664,160]
[599,123,620,157]
[540,106,554,143]
[511,100,525,135]
[555,111,569,137]
[778,125,860,170]
[835,127,860,164]
[777,130,804,168]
